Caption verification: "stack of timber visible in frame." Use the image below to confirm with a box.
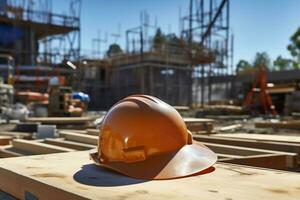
[183,118,214,134]
[0,151,299,200]
[203,105,246,115]
[255,120,300,130]
[1,121,300,171]
[214,133,300,144]
[24,116,96,129]
[194,135,300,170]
[3,129,296,171]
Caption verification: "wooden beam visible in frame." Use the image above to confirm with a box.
[183,118,215,123]
[0,151,300,200]
[201,142,297,169]
[12,139,75,154]
[220,154,295,170]
[25,117,94,125]
[173,106,189,112]
[194,135,300,158]
[86,129,99,136]
[59,131,98,145]
[219,124,242,132]
[255,120,300,130]
[214,133,300,144]
[44,138,96,151]
[0,146,24,158]
[0,131,32,139]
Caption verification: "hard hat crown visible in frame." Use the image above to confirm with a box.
[99,95,192,163]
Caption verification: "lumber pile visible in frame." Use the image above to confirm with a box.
[255,120,300,130]
[183,118,214,134]
[25,117,94,125]
[202,105,246,115]
[0,151,299,200]
[194,137,298,170]
[214,133,300,144]
[24,116,96,129]
[1,127,300,171]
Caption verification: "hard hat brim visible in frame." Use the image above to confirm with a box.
[90,142,217,180]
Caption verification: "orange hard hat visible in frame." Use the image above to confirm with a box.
[90,95,217,180]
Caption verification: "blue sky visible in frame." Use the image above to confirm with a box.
[53,0,300,66]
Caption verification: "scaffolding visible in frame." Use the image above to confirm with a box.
[0,0,81,65]
[0,0,81,92]
[181,0,233,106]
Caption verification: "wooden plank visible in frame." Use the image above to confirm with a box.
[86,129,99,136]
[59,129,87,134]
[214,133,300,144]
[0,145,33,158]
[255,120,300,130]
[0,146,24,158]
[220,154,296,170]
[0,151,300,200]
[183,118,215,123]
[173,106,189,112]
[44,138,96,151]
[0,131,32,139]
[202,142,296,157]
[194,135,300,158]
[12,139,75,154]
[267,86,296,94]
[219,124,242,132]
[25,117,94,125]
[59,131,98,145]
[201,142,297,169]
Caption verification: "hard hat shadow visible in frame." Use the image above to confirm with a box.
[73,164,215,187]
[73,164,148,187]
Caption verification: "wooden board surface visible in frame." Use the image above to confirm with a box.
[0,151,299,200]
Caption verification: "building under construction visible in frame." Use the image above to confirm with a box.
[79,0,232,110]
[0,0,81,92]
